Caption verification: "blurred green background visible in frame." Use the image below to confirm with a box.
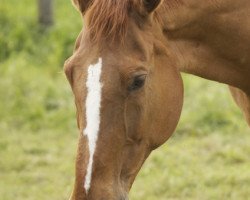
[0,0,249,199]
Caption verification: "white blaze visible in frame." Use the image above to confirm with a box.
[84,58,103,193]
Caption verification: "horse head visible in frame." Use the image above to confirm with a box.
[64,0,183,199]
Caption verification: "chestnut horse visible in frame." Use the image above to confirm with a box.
[64,0,250,199]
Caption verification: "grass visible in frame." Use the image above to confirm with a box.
[0,0,249,199]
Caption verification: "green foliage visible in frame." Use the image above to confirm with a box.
[0,0,82,64]
[0,0,249,200]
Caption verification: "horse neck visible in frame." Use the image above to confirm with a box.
[159,0,250,94]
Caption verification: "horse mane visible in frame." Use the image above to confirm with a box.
[84,0,132,43]
[83,0,182,44]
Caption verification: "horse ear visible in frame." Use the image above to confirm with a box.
[143,0,162,13]
[72,0,92,14]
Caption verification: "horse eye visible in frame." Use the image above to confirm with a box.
[128,74,147,91]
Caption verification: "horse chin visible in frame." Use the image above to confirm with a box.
[87,193,129,200]
[69,184,129,200]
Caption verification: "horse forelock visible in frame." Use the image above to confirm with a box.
[83,0,166,44]
[84,0,131,44]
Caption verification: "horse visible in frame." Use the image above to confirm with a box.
[64,0,250,199]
